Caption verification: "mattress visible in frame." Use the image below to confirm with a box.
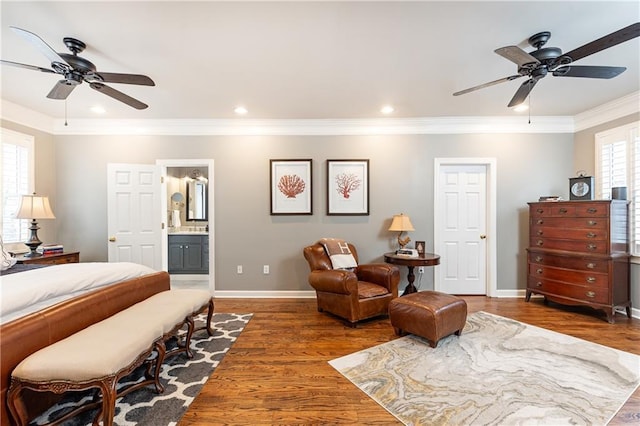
[0,262,156,325]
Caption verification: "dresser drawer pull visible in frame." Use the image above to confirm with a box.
[536,208,544,214]
[537,230,543,236]
[535,256,543,262]
[586,291,596,298]
[586,277,596,283]
[586,263,596,269]
[536,268,543,274]
[537,219,544,225]
[536,240,544,246]
[559,208,568,214]
[587,243,597,251]
[536,282,543,287]
[586,232,596,238]
[587,220,597,226]
[587,208,597,214]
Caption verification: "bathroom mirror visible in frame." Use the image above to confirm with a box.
[187,180,207,221]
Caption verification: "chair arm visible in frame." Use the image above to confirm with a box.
[308,269,358,295]
[356,263,400,295]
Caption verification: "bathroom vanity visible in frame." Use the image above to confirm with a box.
[168,232,209,274]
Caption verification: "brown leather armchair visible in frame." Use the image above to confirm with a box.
[303,242,400,326]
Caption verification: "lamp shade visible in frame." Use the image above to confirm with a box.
[15,195,56,220]
[388,213,414,232]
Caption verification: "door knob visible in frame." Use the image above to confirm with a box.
[480,234,487,239]
[108,236,116,242]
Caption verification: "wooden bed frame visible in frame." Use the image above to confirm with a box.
[0,270,171,425]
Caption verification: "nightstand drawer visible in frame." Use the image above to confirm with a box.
[16,251,80,265]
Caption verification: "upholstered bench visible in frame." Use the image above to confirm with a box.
[7,289,214,426]
[388,291,467,348]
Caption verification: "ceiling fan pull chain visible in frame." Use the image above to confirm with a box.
[528,93,531,125]
[64,99,68,126]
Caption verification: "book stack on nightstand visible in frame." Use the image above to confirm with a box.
[38,244,64,255]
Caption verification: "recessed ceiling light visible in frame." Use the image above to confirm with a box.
[90,105,106,114]
[234,106,248,115]
[381,105,394,114]
[513,104,529,112]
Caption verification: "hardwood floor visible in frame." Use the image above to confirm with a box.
[181,297,640,425]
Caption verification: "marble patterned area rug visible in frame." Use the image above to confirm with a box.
[32,313,252,426]
[330,311,640,426]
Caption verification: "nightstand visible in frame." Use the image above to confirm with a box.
[15,251,80,265]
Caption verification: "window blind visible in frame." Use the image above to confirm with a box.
[1,129,34,244]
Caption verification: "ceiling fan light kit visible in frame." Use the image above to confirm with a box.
[453,22,640,109]
[0,27,155,110]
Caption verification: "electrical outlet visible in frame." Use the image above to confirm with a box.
[418,267,425,274]
[237,265,243,274]
[263,265,270,274]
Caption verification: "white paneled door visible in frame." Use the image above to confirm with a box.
[435,163,488,295]
[107,163,162,269]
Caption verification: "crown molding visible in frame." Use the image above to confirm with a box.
[43,115,574,136]
[1,100,55,133]
[573,91,640,132]
[3,92,638,136]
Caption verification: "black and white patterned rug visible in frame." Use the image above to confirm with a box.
[31,313,252,426]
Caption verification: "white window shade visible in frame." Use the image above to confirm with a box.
[595,122,639,256]
[1,128,34,244]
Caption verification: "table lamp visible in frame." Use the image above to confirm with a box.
[15,193,56,257]
[388,213,414,250]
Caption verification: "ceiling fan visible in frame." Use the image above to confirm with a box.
[1,27,155,109]
[453,22,640,108]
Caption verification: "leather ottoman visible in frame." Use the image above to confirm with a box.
[388,291,467,348]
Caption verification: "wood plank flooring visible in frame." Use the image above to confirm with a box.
[180,297,640,425]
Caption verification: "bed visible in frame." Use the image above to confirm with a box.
[0,262,171,425]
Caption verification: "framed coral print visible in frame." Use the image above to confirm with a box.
[270,159,313,215]
[327,159,369,215]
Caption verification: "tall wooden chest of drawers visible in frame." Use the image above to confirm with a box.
[526,200,631,323]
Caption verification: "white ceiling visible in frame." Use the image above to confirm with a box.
[1,1,639,121]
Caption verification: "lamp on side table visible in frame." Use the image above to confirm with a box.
[15,193,56,258]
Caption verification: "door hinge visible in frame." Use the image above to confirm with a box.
[161,222,165,229]
[160,176,164,183]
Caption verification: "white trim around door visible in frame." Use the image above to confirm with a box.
[434,158,497,297]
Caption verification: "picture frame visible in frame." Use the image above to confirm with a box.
[326,159,369,215]
[415,241,425,256]
[270,159,313,215]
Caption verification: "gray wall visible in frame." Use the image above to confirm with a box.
[574,112,640,310]
[1,128,576,293]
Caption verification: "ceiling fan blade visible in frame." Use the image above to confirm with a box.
[453,75,523,96]
[46,81,77,100]
[92,72,155,86]
[89,82,148,109]
[508,78,538,107]
[553,65,626,79]
[1,59,56,74]
[10,26,69,66]
[495,46,539,67]
[562,22,640,62]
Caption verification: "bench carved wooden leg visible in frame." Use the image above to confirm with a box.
[6,380,28,426]
[194,298,215,336]
[153,340,167,393]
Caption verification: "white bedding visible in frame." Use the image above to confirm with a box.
[0,262,156,325]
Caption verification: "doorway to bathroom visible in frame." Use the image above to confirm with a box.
[157,159,215,294]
